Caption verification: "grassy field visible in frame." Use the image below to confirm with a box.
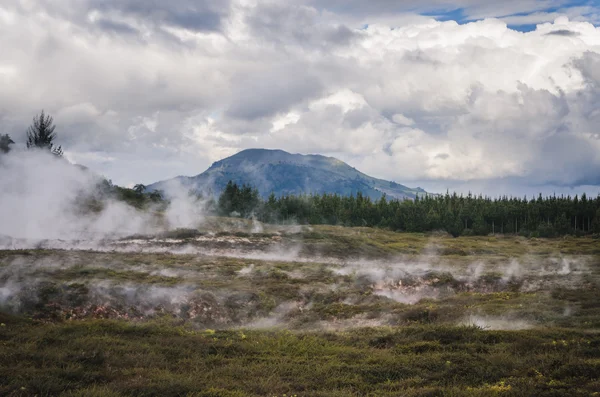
[2,314,600,397]
[1,223,599,396]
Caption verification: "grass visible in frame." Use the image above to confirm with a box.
[0,315,599,396]
[293,227,600,258]
[48,267,184,285]
[1,225,600,395]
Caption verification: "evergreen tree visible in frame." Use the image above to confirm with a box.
[26,111,63,156]
[555,213,571,235]
[425,208,442,230]
[0,134,14,154]
[218,181,237,216]
[592,208,600,234]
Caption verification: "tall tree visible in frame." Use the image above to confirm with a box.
[133,184,146,194]
[26,111,63,156]
[0,134,14,154]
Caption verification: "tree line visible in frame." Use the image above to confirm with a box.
[217,181,600,237]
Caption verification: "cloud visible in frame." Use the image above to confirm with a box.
[35,0,231,34]
[309,0,561,19]
[392,114,416,126]
[498,6,599,27]
[225,63,324,121]
[307,0,599,26]
[546,29,580,36]
[0,1,599,195]
[243,2,358,48]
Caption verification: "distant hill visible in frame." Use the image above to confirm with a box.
[147,149,427,200]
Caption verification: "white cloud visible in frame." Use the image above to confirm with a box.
[392,114,415,126]
[0,1,600,194]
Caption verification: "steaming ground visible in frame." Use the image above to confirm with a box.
[2,223,600,396]
[1,223,598,331]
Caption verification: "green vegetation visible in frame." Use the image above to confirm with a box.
[218,181,261,218]
[1,228,599,328]
[217,182,600,237]
[2,224,600,396]
[26,110,63,157]
[1,316,599,396]
[70,179,167,213]
[110,183,165,210]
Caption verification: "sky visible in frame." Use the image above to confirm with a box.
[1,0,600,197]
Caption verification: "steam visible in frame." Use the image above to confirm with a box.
[460,315,534,331]
[160,179,205,229]
[0,150,204,241]
[0,246,590,330]
[244,302,299,329]
[329,252,587,305]
[237,264,255,275]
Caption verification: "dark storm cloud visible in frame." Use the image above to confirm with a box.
[244,2,358,49]
[94,18,140,36]
[307,0,433,15]
[24,0,229,35]
[91,0,229,32]
[546,29,580,36]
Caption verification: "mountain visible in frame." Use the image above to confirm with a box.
[147,149,427,200]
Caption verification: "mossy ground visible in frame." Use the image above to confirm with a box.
[1,224,599,395]
[1,316,599,396]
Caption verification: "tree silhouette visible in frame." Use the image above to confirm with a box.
[0,134,14,154]
[133,184,146,194]
[26,111,63,156]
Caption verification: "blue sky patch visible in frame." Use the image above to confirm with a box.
[424,0,597,31]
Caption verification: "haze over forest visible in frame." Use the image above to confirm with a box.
[1,1,600,197]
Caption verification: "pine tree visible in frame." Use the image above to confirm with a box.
[133,184,146,194]
[0,134,14,154]
[26,111,63,156]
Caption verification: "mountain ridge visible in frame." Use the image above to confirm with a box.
[148,148,427,200]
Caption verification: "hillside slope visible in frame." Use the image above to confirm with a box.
[148,149,426,199]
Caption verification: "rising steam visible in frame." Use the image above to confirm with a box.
[0,150,204,241]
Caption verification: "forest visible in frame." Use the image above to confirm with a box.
[216,181,600,237]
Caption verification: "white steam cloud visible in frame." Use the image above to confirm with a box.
[0,150,204,241]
